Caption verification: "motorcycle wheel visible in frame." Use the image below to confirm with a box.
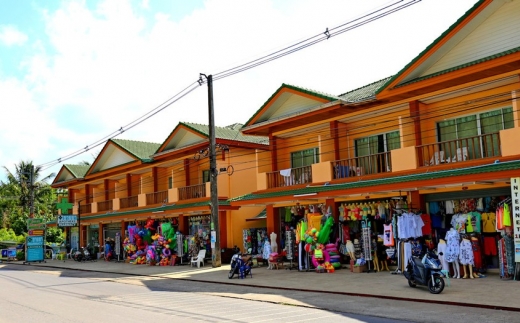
[228,269,235,279]
[428,276,445,294]
[408,279,417,288]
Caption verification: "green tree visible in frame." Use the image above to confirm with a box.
[0,161,56,234]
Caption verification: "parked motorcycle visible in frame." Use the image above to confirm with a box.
[228,250,253,279]
[72,245,96,262]
[404,250,445,294]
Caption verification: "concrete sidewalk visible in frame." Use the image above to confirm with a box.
[3,258,519,311]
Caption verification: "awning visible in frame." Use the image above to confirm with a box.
[246,209,266,221]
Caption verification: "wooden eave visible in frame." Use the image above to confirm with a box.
[241,102,345,136]
[378,52,520,102]
[156,124,206,153]
[377,0,492,98]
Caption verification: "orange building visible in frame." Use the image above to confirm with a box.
[231,0,520,267]
[51,122,268,261]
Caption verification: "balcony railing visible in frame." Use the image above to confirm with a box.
[97,200,113,212]
[120,195,138,209]
[79,203,91,214]
[417,132,501,167]
[266,165,312,189]
[332,152,392,179]
[146,190,168,205]
[178,184,206,201]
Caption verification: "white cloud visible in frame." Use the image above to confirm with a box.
[0,0,478,180]
[0,25,28,46]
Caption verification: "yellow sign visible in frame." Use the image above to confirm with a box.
[28,230,44,236]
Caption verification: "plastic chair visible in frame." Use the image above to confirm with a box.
[191,249,206,268]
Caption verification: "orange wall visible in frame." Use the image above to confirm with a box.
[228,206,266,249]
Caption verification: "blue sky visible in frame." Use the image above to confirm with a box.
[0,0,478,182]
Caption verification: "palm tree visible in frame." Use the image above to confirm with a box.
[1,161,55,213]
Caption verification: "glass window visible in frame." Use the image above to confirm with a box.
[290,148,319,168]
[168,177,173,189]
[437,107,512,160]
[354,130,400,175]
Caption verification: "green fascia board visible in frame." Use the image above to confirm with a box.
[80,200,231,221]
[375,0,486,95]
[64,164,90,178]
[111,138,161,160]
[243,83,339,127]
[396,46,520,88]
[230,159,520,202]
[338,76,393,103]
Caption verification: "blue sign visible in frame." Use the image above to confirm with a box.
[26,236,44,262]
[26,236,44,247]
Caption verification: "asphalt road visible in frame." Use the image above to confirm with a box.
[0,264,517,323]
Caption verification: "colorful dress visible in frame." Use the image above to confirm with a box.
[459,239,474,265]
[445,229,460,263]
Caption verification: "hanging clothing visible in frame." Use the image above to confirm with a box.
[421,214,432,236]
[471,238,482,270]
[445,200,454,214]
[459,239,474,265]
[445,229,460,263]
[383,224,394,246]
[482,212,496,233]
[503,204,511,227]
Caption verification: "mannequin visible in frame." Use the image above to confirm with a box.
[270,232,278,253]
[445,228,461,279]
[470,236,482,278]
[437,239,449,272]
[345,240,355,259]
[262,239,271,269]
[459,237,474,279]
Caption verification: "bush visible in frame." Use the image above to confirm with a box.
[16,251,24,261]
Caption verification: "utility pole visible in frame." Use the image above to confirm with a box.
[201,73,221,267]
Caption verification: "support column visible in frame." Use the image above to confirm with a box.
[152,167,158,193]
[184,159,190,186]
[408,190,425,212]
[409,100,422,146]
[121,220,126,239]
[178,214,188,235]
[266,205,279,246]
[513,90,520,128]
[219,210,227,248]
[330,121,340,161]
[325,198,337,222]
[126,174,132,197]
[270,135,278,172]
[98,223,103,247]
[85,184,91,204]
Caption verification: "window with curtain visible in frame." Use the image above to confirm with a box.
[437,107,513,159]
[290,148,319,168]
[354,130,400,174]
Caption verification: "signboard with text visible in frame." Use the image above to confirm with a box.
[511,177,520,262]
[57,215,78,227]
[25,236,44,262]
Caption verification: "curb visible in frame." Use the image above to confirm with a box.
[6,262,520,313]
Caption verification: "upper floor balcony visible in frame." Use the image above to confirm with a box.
[256,127,520,190]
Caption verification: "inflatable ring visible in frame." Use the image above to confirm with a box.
[325,243,336,250]
[162,248,171,257]
[311,250,331,268]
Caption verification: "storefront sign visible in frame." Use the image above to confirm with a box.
[28,223,46,230]
[28,230,44,236]
[27,218,44,225]
[115,233,121,256]
[26,236,44,262]
[511,177,520,262]
[57,215,78,227]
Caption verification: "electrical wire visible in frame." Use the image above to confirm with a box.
[36,0,420,171]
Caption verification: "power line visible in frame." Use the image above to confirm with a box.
[37,0,420,171]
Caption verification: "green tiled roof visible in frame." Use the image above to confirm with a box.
[64,164,90,178]
[397,46,520,87]
[80,200,231,221]
[230,160,520,202]
[244,83,339,127]
[111,138,161,161]
[338,77,393,103]
[376,0,485,94]
[182,122,269,145]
